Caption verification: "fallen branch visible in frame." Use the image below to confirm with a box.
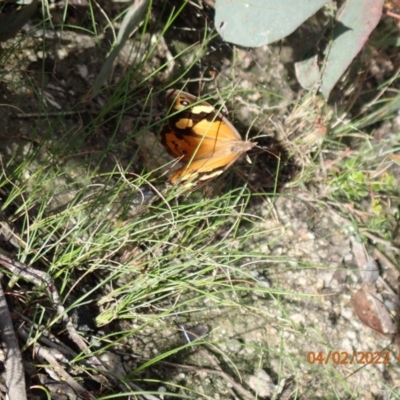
[0,275,27,400]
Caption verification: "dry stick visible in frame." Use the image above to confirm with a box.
[199,349,255,400]
[15,111,87,118]
[0,254,91,349]
[161,350,255,400]
[15,311,79,358]
[0,253,161,400]
[18,328,94,400]
[17,318,161,400]
[0,254,109,369]
[0,275,27,400]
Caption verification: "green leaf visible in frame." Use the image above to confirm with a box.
[215,0,328,47]
[320,0,384,99]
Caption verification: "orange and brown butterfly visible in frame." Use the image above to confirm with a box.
[160,89,257,189]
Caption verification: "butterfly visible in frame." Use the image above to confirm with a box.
[161,89,257,189]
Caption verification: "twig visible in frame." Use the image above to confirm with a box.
[161,350,255,400]
[0,254,106,368]
[19,328,94,400]
[0,253,161,399]
[15,311,78,358]
[15,110,89,118]
[0,276,27,400]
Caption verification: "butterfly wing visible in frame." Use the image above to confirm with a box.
[165,89,240,139]
[161,89,255,186]
[161,119,244,162]
[169,152,242,184]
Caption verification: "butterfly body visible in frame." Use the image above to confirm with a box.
[161,89,256,187]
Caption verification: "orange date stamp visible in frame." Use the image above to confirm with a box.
[306,351,394,365]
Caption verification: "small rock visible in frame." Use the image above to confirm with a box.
[247,369,275,397]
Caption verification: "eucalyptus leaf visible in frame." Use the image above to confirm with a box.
[215,0,328,47]
[320,0,384,99]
